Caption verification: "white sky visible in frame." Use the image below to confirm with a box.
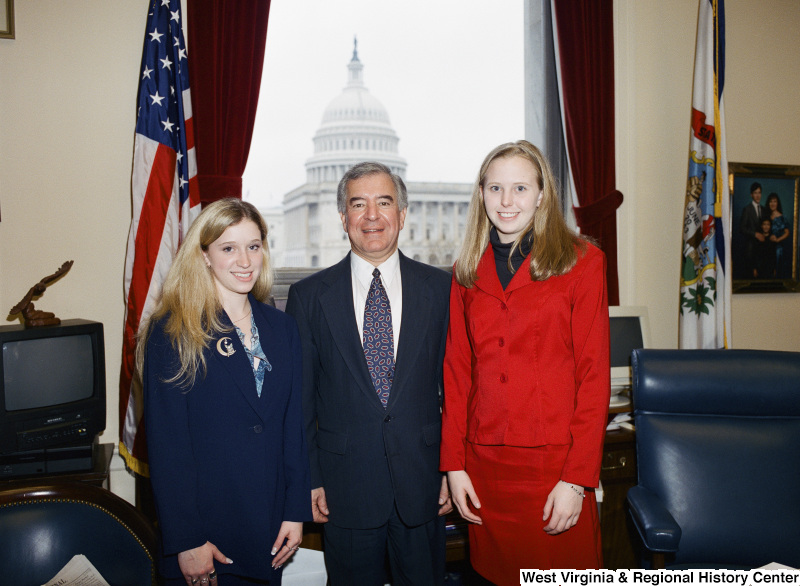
[243,0,525,208]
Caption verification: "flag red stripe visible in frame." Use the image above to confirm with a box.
[119,142,176,461]
[128,144,176,323]
[188,174,200,207]
[185,116,195,150]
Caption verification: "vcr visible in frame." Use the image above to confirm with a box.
[16,419,91,451]
[0,442,94,478]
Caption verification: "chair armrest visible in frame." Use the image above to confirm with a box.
[627,486,682,552]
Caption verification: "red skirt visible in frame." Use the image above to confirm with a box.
[465,442,602,585]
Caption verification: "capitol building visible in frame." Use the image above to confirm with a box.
[264,41,472,269]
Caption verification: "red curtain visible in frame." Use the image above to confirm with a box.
[188,0,271,204]
[553,0,623,305]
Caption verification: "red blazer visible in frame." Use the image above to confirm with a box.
[440,242,610,488]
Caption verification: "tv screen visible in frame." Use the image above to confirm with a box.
[609,316,645,369]
[3,335,95,411]
[608,307,651,390]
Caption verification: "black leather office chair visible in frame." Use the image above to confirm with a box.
[0,482,157,585]
[627,349,800,569]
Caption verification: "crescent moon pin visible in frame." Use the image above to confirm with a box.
[216,337,236,357]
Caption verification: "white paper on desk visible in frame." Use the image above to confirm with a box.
[606,412,632,431]
[41,554,111,586]
[282,547,327,586]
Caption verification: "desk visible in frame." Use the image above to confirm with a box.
[0,443,113,490]
[600,427,638,569]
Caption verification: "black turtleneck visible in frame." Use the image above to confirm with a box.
[489,228,533,290]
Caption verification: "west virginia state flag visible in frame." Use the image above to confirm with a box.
[679,0,731,349]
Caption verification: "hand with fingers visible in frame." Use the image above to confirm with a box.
[542,480,585,535]
[271,521,304,569]
[446,470,482,524]
[178,541,232,586]
[310,487,329,523]
[438,474,454,516]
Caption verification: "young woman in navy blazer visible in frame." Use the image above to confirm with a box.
[441,141,610,583]
[138,199,312,586]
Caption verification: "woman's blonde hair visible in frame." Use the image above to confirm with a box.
[135,198,274,387]
[455,140,586,288]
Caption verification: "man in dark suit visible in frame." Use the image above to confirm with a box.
[286,162,452,586]
[739,181,767,277]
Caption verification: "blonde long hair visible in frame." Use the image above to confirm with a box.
[135,198,274,388]
[455,140,586,288]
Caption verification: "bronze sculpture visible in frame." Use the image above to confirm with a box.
[8,261,74,327]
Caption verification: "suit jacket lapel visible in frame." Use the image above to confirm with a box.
[251,299,283,417]
[209,314,264,420]
[390,253,431,407]
[318,255,383,409]
[474,245,507,300]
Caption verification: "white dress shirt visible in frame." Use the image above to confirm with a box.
[350,250,402,358]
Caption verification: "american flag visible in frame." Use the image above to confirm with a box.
[119,0,199,475]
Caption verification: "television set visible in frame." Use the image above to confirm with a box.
[0,319,106,477]
[609,306,651,394]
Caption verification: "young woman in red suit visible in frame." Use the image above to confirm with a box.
[441,141,610,583]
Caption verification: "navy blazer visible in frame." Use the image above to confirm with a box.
[144,296,312,580]
[286,252,450,529]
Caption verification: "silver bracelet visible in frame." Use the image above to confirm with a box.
[562,480,585,499]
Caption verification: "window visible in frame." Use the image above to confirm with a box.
[243,1,523,269]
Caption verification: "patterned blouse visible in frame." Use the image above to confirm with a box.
[234,313,272,397]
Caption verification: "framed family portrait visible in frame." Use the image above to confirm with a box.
[730,162,800,293]
[0,0,13,39]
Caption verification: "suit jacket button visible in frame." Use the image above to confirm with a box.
[253,425,263,433]
[384,415,392,423]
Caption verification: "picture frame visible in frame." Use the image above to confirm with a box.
[730,162,800,293]
[0,0,13,39]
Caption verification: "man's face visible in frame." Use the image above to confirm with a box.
[340,173,407,266]
[751,187,762,204]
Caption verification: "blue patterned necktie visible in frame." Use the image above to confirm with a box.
[363,268,395,407]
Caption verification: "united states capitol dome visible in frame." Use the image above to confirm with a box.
[321,78,390,125]
[305,39,407,183]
